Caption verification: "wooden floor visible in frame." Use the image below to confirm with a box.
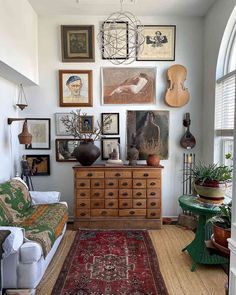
[37,225,227,295]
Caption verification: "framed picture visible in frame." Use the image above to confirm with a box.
[126,110,169,159]
[137,25,176,61]
[101,137,120,160]
[80,116,94,133]
[55,139,80,162]
[25,118,51,150]
[55,113,74,136]
[59,70,93,107]
[101,113,119,135]
[61,25,95,62]
[25,155,50,176]
[102,67,156,105]
[102,21,128,60]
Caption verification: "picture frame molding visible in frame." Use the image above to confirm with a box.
[101,137,120,160]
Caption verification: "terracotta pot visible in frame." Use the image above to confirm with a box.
[73,141,100,166]
[213,223,231,248]
[146,154,160,166]
[194,180,227,204]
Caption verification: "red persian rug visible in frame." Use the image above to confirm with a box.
[52,230,169,295]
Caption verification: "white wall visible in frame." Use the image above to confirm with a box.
[0,0,38,85]
[23,14,203,218]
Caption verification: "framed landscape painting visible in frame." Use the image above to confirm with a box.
[26,155,50,176]
[61,25,95,62]
[102,67,156,104]
[137,25,176,61]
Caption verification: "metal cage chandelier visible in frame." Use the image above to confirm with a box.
[97,0,145,65]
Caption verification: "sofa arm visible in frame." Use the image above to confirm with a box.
[0,226,25,258]
[29,191,61,205]
[20,241,42,263]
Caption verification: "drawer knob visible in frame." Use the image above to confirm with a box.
[95,182,100,186]
[122,182,128,186]
[108,192,114,196]
[123,203,128,206]
[87,173,93,177]
[80,212,86,216]
[80,183,85,187]
[136,192,142,196]
[150,192,156,196]
[151,212,156,216]
[80,203,86,207]
[101,211,107,216]
[150,182,156,186]
[151,202,156,206]
[108,202,114,206]
[144,173,149,177]
[122,193,128,196]
[136,183,142,186]
[94,203,100,206]
[108,182,114,186]
[129,211,135,215]
[80,193,85,196]
[115,173,121,177]
[137,202,142,206]
[95,193,100,197]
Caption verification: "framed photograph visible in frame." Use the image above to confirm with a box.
[80,116,94,133]
[102,67,156,105]
[101,113,119,135]
[25,155,50,176]
[102,21,128,60]
[126,110,169,159]
[61,25,95,62]
[55,139,80,162]
[101,137,120,160]
[25,118,51,150]
[55,113,73,136]
[59,70,93,107]
[137,25,176,61]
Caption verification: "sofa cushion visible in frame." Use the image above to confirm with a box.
[0,179,31,225]
[20,241,42,263]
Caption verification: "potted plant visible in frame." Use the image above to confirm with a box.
[139,139,161,166]
[192,162,232,203]
[208,202,231,248]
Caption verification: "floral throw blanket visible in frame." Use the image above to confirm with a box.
[0,179,68,257]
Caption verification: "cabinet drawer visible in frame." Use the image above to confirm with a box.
[119,209,146,217]
[91,199,104,209]
[119,199,132,209]
[105,170,132,178]
[147,179,161,188]
[76,209,90,218]
[105,189,118,199]
[133,199,146,209]
[76,189,90,198]
[133,170,161,179]
[105,179,118,188]
[147,189,161,198]
[91,209,118,217]
[133,189,146,199]
[119,179,132,189]
[147,198,161,208]
[77,199,90,209]
[105,199,118,209]
[91,179,105,188]
[133,179,146,188]
[91,189,104,199]
[76,170,104,179]
[119,189,132,198]
[147,209,161,219]
[76,179,90,189]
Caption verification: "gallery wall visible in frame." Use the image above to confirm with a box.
[22,14,204,219]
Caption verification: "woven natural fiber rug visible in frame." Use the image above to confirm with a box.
[51,230,168,295]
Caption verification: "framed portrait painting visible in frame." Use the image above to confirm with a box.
[25,118,51,150]
[102,67,156,105]
[61,25,95,62]
[59,70,93,107]
[55,139,80,162]
[126,110,169,159]
[137,25,176,61]
[55,113,73,136]
[101,113,119,135]
[101,137,120,160]
[80,116,94,133]
[26,155,50,176]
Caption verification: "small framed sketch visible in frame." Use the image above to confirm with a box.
[136,25,176,61]
[80,116,94,133]
[26,155,50,176]
[55,139,80,162]
[61,25,95,62]
[102,21,128,60]
[55,113,73,136]
[101,113,119,135]
[25,118,51,150]
[59,70,93,107]
[101,137,120,160]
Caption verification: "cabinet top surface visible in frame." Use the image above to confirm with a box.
[73,164,164,169]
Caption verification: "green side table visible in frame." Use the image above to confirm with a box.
[179,195,229,271]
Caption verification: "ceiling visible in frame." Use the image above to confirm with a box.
[28,0,217,17]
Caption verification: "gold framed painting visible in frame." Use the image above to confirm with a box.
[137,25,176,61]
[26,155,50,176]
[61,25,95,62]
[59,70,93,107]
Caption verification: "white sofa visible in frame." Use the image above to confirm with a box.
[0,179,68,289]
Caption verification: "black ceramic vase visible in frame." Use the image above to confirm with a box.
[73,141,100,166]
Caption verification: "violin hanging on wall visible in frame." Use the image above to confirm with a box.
[180,113,196,149]
[164,64,190,107]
